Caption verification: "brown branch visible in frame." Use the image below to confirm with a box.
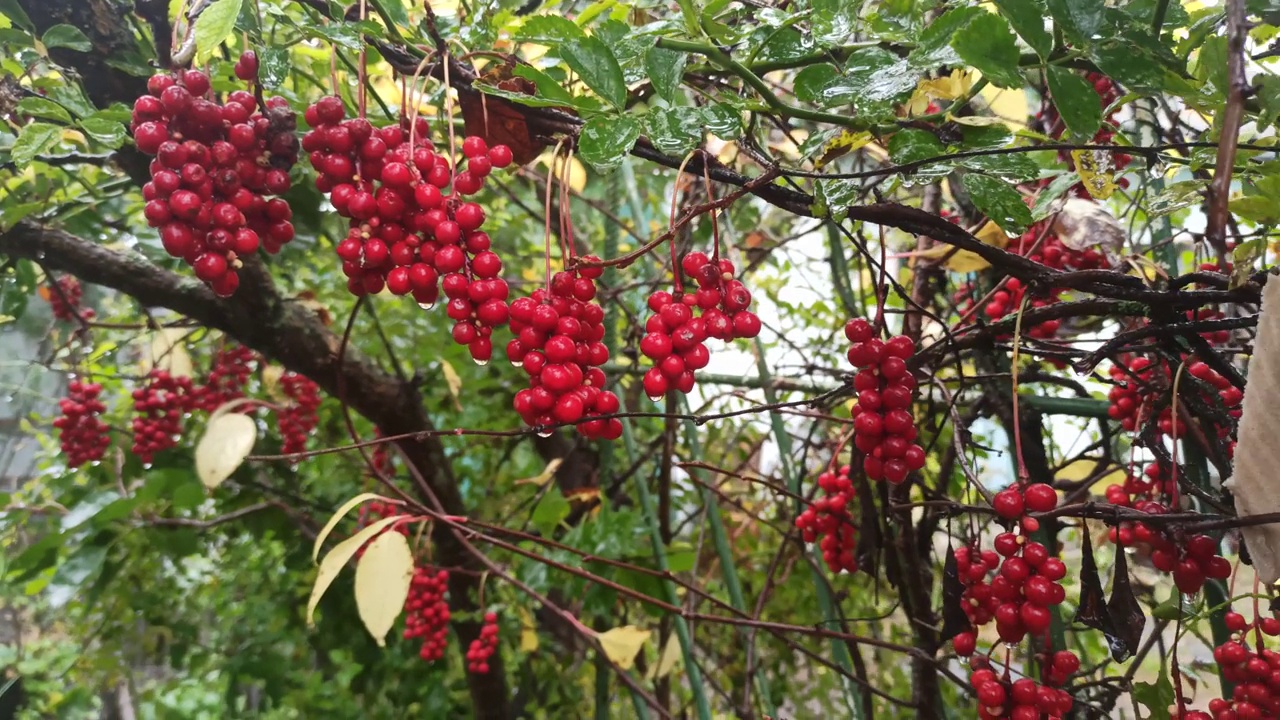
[1206,0,1249,263]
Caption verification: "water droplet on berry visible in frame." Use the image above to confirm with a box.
[647,394,663,402]
[417,301,435,311]
[510,359,523,368]
[536,428,553,438]
[473,358,489,367]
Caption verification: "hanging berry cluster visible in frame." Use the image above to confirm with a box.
[301,99,514,363]
[130,369,194,463]
[1193,610,1280,719]
[844,319,925,484]
[968,654,1077,720]
[466,612,500,674]
[278,371,321,455]
[131,53,299,296]
[1104,461,1231,594]
[192,345,258,412]
[405,566,452,662]
[508,264,622,440]
[43,276,95,323]
[639,251,760,400]
[794,464,858,574]
[55,379,110,468]
[1106,355,1242,452]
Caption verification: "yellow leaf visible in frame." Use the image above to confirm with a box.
[906,69,973,116]
[979,83,1028,128]
[144,328,193,378]
[440,359,463,410]
[312,492,401,562]
[973,220,1010,249]
[519,606,539,652]
[1127,255,1166,283]
[194,412,256,489]
[261,364,286,400]
[307,515,405,626]
[1055,459,1125,491]
[646,633,682,680]
[1070,149,1118,200]
[817,130,873,167]
[514,458,564,486]
[596,625,651,670]
[536,152,586,193]
[354,531,415,647]
[912,244,991,272]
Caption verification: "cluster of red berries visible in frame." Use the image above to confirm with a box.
[1193,611,1280,719]
[508,266,622,439]
[370,428,393,477]
[466,612,500,674]
[278,371,321,455]
[404,566,451,662]
[130,369,194,463]
[44,276,95,322]
[795,464,858,574]
[1104,462,1231,594]
[977,277,1061,340]
[968,655,1077,720]
[1107,356,1242,447]
[639,252,760,400]
[192,345,258,412]
[844,319,925,484]
[132,53,299,296]
[1190,307,1233,345]
[977,485,1066,645]
[54,379,110,467]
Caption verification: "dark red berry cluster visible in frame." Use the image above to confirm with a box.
[969,655,1076,720]
[844,319,925,484]
[1199,611,1280,719]
[1107,356,1242,451]
[278,371,321,455]
[370,428,393,477]
[130,369,194,463]
[509,265,622,439]
[132,54,299,296]
[54,379,110,467]
[639,252,760,399]
[466,612,499,674]
[44,276,95,323]
[192,345,258,412]
[795,464,858,574]
[1189,307,1232,345]
[404,566,451,662]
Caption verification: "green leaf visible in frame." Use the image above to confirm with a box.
[0,0,34,32]
[1123,0,1190,28]
[992,0,1053,58]
[1132,674,1175,720]
[61,491,122,531]
[888,128,946,166]
[811,179,859,221]
[515,15,585,45]
[259,47,290,89]
[578,115,641,173]
[794,64,841,104]
[909,6,984,66]
[1046,0,1105,44]
[47,545,108,609]
[507,64,603,113]
[78,118,127,149]
[9,122,62,169]
[1031,172,1079,219]
[961,152,1040,181]
[960,123,1014,150]
[46,84,95,118]
[193,0,244,62]
[1046,66,1103,138]
[0,201,41,232]
[16,97,71,124]
[644,107,702,156]
[560,36,628,109]
[645,46,686,103]
[41,24,91,52]
[702,103,742,138]
[811,0,859,47]
[1091,44,1168,93]
[962,173,1033,233]
[1256,75,1280,129]
[951,13,1023,89]
[531,488,571,536]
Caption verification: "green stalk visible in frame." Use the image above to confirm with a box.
[1018,395,1110,419]
[826,223,860,318]
[751,339,865,718]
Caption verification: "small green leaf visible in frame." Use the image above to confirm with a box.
[514,15,584,44]
[811,179,858,222]
[1046,66,1103,138]
[992,0,1053,58]
[1031,172,1079,219]
[888,128,946,166]
[962,173,1033,233]
[1046,0,1105,44]
[1256,75,1280,129]
[951,13,1023,89]
[961,153,1040,181]
[61,491,122,531]
[1091,44,1169,93]
[578,115,641,173]
[560,36,628,109]
[193,0,245,62]
[702,103,742,138]
[531,488,571,536]
[794,64,842,104]
[9,122,62,168]
[0,202,41,232]
[16,97,71,124]
[909,6,984,66]
[47,545,108,609]
[506,65,603,113]
[644,46,686,103]
[79,118,127,149]
[644,108,702,156]
[0,0,34,32]
[1132,675,1175,720]
[41,24,91,52]
[259,47,290,89]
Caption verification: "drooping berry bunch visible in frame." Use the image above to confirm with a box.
[130,369,194,463]
[370,428,393,477]
[1103,462,1231,594]
[278,371,321,455]
[131,53,299,296]
[985,484,1068,644]
[1199,610,1280,719]
[951,544,998,655]
[1106,355,1242,449]
[508,264,622,440]
[968,655,1076,720]
[795,464,858,574]
[844,319,925,484]
[1189,307,1233,345]
[466,612,500,674]
[192,344,258,412]
[639,252,761,400]
[404,566,451,662]
[54,379,110,467]
[43,276,95,323]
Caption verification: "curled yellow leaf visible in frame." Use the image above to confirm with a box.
[354,531,415,647]
[596,625,651,670]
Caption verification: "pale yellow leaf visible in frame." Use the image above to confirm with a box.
[973,220,1010,249]
[912,244,991,272]
[646,633,682,681]
[596,625,651,670]
[194,412,256,489]
[307,515,405,626]
[537,152,586,193]
[145,328,193,378]
[817,130,874,167]
[1070,149,1119,200]
[313,492,400,562]
[1126,255,1166,283]
[208,397,257,421]
[519,606,539,652]
[514,458,564,487]
[354,531,415,647]
[440,359,462,410]
[1055,459,1125,492]
[261,364,286,400]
